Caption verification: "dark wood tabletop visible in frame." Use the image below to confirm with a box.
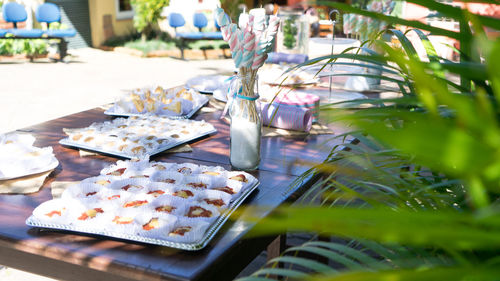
[0,103,347,281]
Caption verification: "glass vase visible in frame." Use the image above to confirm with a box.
[228,70,261,171]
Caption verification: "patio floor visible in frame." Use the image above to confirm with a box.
[0,48,234,134]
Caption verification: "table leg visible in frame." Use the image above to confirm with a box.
[267,234,286,262]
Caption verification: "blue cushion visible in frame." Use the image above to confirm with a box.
[10,29,44,38]
[3,2,27,23]
[45,29,76,37]
[177,32,204,40]
[169,13,185,28]
[36,3,61,23]
[200,31,223,40]
[193,13,208,30]
[0,29,8,37]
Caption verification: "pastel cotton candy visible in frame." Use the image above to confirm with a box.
[215,8,230,27]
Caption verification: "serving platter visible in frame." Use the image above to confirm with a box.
[104,95,209,119]
[60,127,217,159]
[26,159,259,251]
[60,115,217,159]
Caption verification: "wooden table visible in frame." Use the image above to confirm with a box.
[0,104,347,281]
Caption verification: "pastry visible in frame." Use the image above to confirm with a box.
[169,226,191,237]
[95,179,111,186]
[106,167,126,176]
[173,189,194,199]
[213,186,236,195]
[229,174,248,183]
[123,200,148,208]
[187,182,207,189]
[45,210,62,217]
[163,101,182,114]
[107,194,121,200]
[187,206,212,218]
[112,216,133,224]
[203,198,225,207]
[160,178,176,184]
[143,218,160,230]
[121,184,143,191]
[147,190,165,197]
[155,205,176,213]
[78,208,103,220]
[202,171,220,176]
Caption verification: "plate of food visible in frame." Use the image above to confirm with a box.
[0,133,59,180]
[186,75,231,94]
[60,115,217,159]
[105,86,209,119]
[26,158,259,251]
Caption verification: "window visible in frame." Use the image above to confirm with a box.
[115,0,134,20]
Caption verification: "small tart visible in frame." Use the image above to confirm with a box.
[78,208,104,220]
[130,175,149,179]
[107,194,121,200]
[121,184,143,191]
[177,167,191,174]
[187,182,207,189]
[71,134,83,141]
[147,190,165,197]
[155,205,176,213]
[112,216,133,224]
[213,186,236,195]
[154,86,164,94]
[159,178,176,184]
[153,163,166,170]
[106,167,126,176]
[169,226,192,237]
[143,218,160,230]
[132,97,144,112]
[163,101,181,114]
[203,198,225,207]
[173,189,194,199]
[95,179,111,186]
[202,171,220,176]
[123,200,149,208]
[187,206,212,218]
[229,174,248,183]
[45,210,62,218]
[131,146,145,155]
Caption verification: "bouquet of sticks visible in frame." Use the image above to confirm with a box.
[215,7,280,122]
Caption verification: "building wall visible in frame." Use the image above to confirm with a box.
[88,0,134,47]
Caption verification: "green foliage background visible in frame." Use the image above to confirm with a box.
[238,0,500,280]
[131,0,170,40]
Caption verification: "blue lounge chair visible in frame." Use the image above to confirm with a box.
[169,12,223,59]
[36,3,76,61]
[2,2,44,38]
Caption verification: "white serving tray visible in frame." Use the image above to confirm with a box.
[59,128,217,159]
[104,96,209,119]
[26,180,259,251]
[0,158,59,181]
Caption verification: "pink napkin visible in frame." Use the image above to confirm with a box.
[261,103,313,132]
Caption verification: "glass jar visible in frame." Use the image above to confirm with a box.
[277,11,309,55]
[228,72,261,171]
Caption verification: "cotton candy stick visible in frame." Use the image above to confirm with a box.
[215,7,230,27]
[242,32,255,68]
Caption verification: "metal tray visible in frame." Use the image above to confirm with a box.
[26,181,259,251]
[59,128,217,159]
[104,96,209,120]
